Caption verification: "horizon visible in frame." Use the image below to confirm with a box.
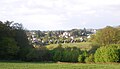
[0,0,120,31]
[27,25,119,31]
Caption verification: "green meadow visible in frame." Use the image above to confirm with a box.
[0,61,120,69]
[46,42,94,50]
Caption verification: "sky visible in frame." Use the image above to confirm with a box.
[0,0,120,31]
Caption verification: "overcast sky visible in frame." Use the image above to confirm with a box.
[0,0,120,30]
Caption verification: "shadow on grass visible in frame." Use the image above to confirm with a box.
[0,60,54,64]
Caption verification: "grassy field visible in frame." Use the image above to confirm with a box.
[0,61,120,69]
[46,42,94,50]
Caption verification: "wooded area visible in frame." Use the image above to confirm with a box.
[0,21,120,63]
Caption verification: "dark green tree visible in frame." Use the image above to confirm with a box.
[12,23,33,60]
[0,21,19,60]
[0,37,19,60]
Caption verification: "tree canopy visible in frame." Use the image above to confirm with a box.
[0,21,32,60]
[94,26,120,45]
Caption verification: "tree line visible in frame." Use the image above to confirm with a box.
[0,20,120,63]
[26,25,120,63]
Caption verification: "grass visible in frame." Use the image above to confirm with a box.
[46,42,93,50]
[0,61,120,69]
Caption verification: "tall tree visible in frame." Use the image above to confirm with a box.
[0,21,33,60]
[94,26,120,45]
[0,21,19,59]
[12,23,33,60]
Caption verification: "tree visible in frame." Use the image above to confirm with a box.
[0,21,18,60]
[12,23,33,60]
[0,21,33,60]
[94,26,120,45]
[0,37,19,59]
[83,28,87,36]
[37,30,45,37]
[0,21,15,39]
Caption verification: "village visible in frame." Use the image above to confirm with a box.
[26,28,97,46]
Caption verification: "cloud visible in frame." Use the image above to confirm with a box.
[0,0,120,30]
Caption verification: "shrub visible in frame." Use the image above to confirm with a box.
[78,55,84,63]
[26,47,49,61]
[94,44,120,62]
[52,45,81,62]
[88,42,100,54]
[62,47,80,62]
[53,49,63,61]
[78,50,88,63]
[85,54,94,63]
[52,44,64,61]
[62,47,71,62]
[26,49,39,61]
[71,47,80,62]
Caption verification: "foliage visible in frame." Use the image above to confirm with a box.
[0,37,19,59]
[26,47,49,61]
[78,55,84,63]
[26,49,39,61]
[85,54,94,63]
[62,47,80,62]
[51,44,81,62]
[88,42,100,54]
[94,26,120,45]
[94,44,120,62]
[0,21,15,39]
[0,21,33,60]
[88,34,96,42]
[14,28,33,60]
[70,29,82,37]
[1,20,120,63]
[52,44,64,61]
[78,50,88,63]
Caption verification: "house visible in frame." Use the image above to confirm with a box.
[62,32,71,38]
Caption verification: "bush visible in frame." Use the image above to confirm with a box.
[85,54,94,63]
[78,50,88,63]
[71,47,80,62]
[62,47,71,62]
[53,49,63,61]
[26,47,49,61]
[52,44,64,61]
[52,44,81,62]
[94,44,120,62]
[26,49,39,61]
[62,47,80,62]
[78,55,84,63]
